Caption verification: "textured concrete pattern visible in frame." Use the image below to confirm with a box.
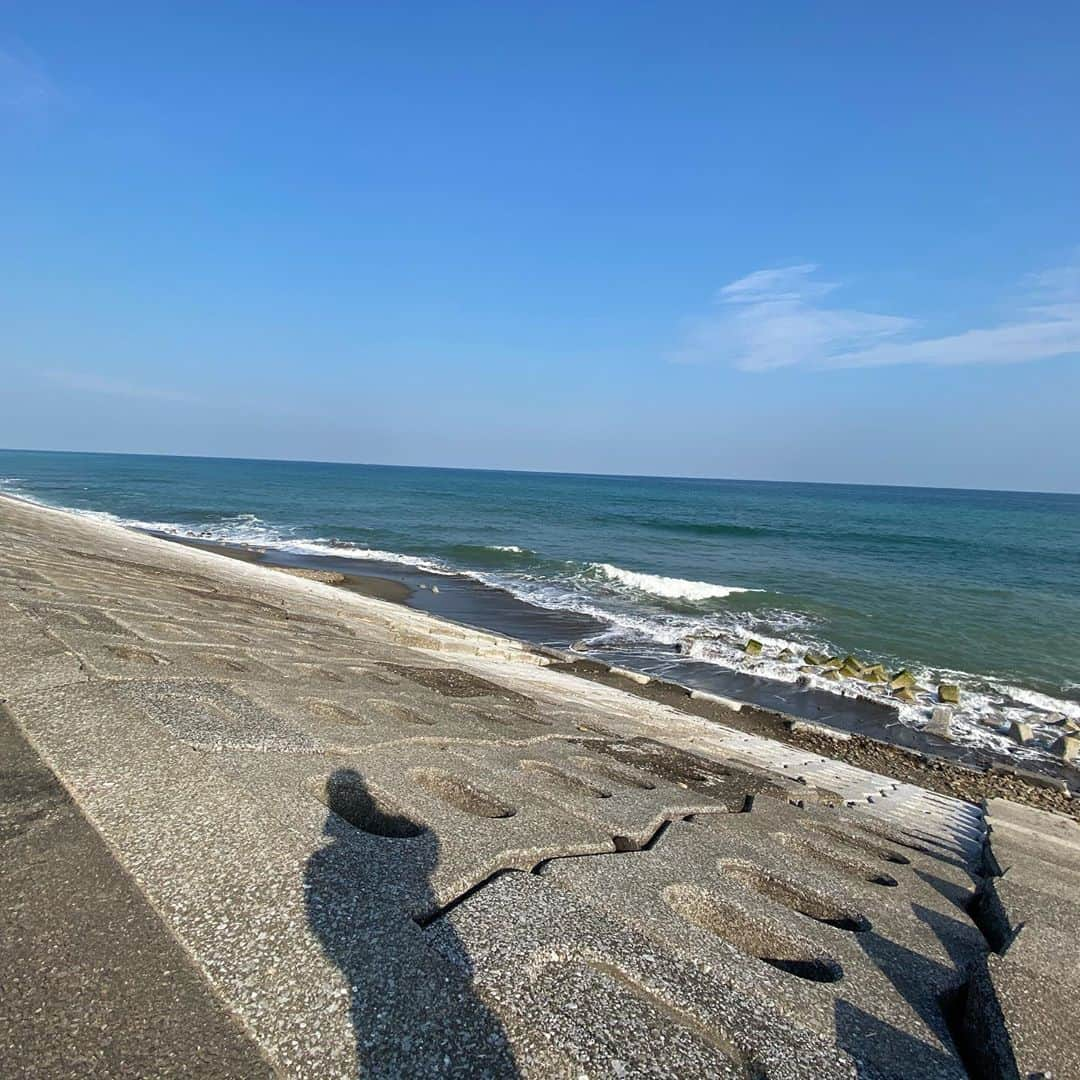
[962,799,1080,1079]
[0,492,1070,1078]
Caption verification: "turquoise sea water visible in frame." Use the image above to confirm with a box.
[2,449,1078,752]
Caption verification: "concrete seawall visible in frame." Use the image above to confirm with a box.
[2,493,1076,1078]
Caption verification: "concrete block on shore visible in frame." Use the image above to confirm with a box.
[1052,734,1079,762]
[838,655,863,677]
[1008,720,1035,745]
[925,706,954,739]
[937,682,960,704]
[607,665,652,685]
[889,669,916,690]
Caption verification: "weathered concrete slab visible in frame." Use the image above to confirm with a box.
[530,800,983,1080]
[0,704,271,1079]
[960,798,1080,1079]
[983,795,1080,874]
[429,870,865,1079]
[0,492,1068,1078]
[0,604,88,695]
[963,952,1080,1080]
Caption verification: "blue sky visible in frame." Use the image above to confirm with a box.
[2,3,1079,491]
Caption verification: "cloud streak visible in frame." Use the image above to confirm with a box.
[40,369,196,403]
[671,262,1080,372]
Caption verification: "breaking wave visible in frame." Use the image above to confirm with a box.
[591,562,759,601]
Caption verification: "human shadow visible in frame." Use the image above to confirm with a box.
[304,767,518,1077]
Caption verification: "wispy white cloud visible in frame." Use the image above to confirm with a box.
[40,369,196,403]
[670,261,1080,372]
[0,45,62,117]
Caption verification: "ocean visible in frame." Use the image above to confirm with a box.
[2,448,1078,765]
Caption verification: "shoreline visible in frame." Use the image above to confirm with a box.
[151,526,1078,813]
[4,476,1076,772]
[1,489,1074,810]
[159,533,414,604]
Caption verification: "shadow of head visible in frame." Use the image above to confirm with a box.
[306,768,437,929]
[322,767,427,840]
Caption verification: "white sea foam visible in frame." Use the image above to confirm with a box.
[682,632,1078,762]
[270,539,454,575]
[592,562,758,601]
[466,571,703,646]
[992,683,1080,720]
[204,528,454,575]
[45,504,458,577]
[490,544,529,553]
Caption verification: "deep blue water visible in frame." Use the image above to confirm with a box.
[2,449,1078,730]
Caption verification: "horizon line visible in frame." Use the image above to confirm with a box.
[1,444,1077,499]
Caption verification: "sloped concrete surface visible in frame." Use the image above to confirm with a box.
[961,799,1080,1079]
[0,493,1066,1078]
[0,704,272,1078]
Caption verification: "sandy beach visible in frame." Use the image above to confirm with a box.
[2,490,1078,1078]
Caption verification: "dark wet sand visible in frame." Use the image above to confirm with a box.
[163,534,268,563]
[149,532,412,603]
[333,574,412,604]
